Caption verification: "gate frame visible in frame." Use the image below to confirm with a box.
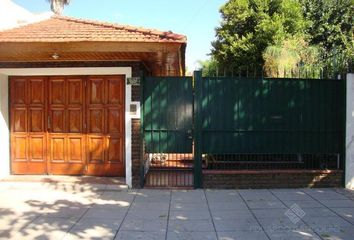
[193,71,203,188]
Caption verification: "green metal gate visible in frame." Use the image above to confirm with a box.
[141,71,345,188]
[141,76,194,188]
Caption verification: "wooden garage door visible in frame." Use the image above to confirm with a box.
[10,77,47,174]
[86,76,125,176]
[47,76,86,175]
[10,75,125,176]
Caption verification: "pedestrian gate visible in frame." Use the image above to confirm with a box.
[141,76,194,188]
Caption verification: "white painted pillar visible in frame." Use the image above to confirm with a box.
[125,78,132,188]
[0,74,10,179]
[346,73,354,189]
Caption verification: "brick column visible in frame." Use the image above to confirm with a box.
[131,119,141,188]
[131,83,142,188]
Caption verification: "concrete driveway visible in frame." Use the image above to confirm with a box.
[1,179,354,239]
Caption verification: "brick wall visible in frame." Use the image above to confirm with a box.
[131,119,141,188]
[131,86,140,102]
[130,68,142,188]
[203,170,343,189]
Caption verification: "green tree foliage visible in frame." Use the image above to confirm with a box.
[263,37,320,77]
[211,0,307,69]
[197,58,219,76]
[211,0,353,76]
[301,0,354,73]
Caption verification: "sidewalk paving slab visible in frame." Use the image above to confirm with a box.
[1,180,354,240]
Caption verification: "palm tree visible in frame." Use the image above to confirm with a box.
[263,37,320,78]
[48,0,70,15]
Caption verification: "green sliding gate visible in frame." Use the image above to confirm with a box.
[141,72,345,188]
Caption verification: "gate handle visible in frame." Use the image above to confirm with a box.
[187,129,193,139]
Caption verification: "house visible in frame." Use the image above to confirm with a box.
[0,15,187,187]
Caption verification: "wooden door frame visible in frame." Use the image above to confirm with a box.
[1,67,133,187]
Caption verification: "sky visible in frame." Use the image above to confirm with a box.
[12,0,227,71]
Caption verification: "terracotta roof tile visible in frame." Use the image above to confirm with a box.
[0,15,187,43]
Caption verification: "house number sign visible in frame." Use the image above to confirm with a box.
[127,77,141,85]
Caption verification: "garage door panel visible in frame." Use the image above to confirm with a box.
[51,109,65,133]
[12,136,27,162]
[29,79,45,105]
[107,108,123,134]
[68,109,83,133]
[107,137,123,163]
[48,77,85,175]
[89,109,104,133]
[86,75,125,176]
[88,78,105,104]
[68,137,84,163]
[50,137,66,162]
[107,78,124,105]
[68,78,83,105]
[29,136,45,162]
[29,108,44,132]
[88,136,105,163]
[49,78,66,105]
[10,77,47,175]
[11,135,47,174]
[11,79,26,105]
[13,108,27,132]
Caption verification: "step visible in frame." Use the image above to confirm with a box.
[144,170,194,188]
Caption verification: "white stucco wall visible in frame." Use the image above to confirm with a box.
[0,67,133,187]
[346,73,354,189]
[0,74,9,179]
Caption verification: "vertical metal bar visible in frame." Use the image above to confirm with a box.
[140,73,145,188]
[194,71,203,188]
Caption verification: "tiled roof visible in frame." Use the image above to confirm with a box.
[0,15,187,43]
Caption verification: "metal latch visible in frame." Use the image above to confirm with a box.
[187,129,193,139]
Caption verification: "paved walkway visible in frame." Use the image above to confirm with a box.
[1,181,354,239]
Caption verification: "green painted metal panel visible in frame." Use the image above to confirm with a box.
[200,77,344,155]
[143,76,193,153]
[142,75,344,159]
